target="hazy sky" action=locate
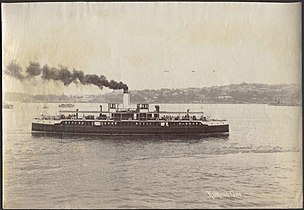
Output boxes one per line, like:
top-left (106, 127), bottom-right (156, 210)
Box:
top-left (2, 2), bottom-right (301, 95)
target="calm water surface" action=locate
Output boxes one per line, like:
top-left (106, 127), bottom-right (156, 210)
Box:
top-left (3, 103), bottom-right (302, 208)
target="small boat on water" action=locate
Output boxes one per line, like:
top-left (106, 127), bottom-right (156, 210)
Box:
top-left (58, 103), bottom-right (75, 108)
top-left (32, 90), bottom-right (229, 136)
top-left (3, 102), bottom-right (14, 109)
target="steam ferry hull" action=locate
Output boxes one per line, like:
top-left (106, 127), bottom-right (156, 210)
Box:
top-left (32, 122), bottom-right (229, 136)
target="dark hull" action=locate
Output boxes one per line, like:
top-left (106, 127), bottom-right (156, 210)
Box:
top-left (32, 123), bottom-right (229, 136)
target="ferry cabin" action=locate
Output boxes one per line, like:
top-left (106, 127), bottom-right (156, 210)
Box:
top-left (57, 103), bottom-right (205, 122)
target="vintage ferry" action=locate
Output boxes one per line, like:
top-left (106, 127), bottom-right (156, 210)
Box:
top-left (32, 90), bottom-right (229, 135)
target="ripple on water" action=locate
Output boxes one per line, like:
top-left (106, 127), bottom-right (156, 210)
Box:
top-left (3, 104), bottom-right (302, 208)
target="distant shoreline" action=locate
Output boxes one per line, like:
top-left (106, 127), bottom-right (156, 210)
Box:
top-left (4, 83), bottom-right (301, 106)
top-left (5, 101), bottom-right (301, 107)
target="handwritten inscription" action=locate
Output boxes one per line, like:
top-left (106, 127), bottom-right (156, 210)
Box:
top-left (206, 191), bottom-right (242, 199)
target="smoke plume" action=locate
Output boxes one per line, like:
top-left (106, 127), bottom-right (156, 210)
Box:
top-left (4, 61), bottom-right (128, 91)
top-left (4, 61), bottom-right (25, 81)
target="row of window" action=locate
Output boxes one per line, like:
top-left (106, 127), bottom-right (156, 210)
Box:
top-left (62, 121), bottom-right (94, 126)
top-left (97, 122), bottom-right (160, 126)
top-left (61, 121), bottom-right (203, 126)
top-left (171, 122), bottom-right (202, 126)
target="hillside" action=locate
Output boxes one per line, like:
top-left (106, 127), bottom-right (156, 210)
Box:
top-left (3, 83), bottom-right (301, 105)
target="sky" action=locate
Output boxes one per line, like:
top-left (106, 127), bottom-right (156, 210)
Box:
top-left (2, 2), bottom-right (301, 95)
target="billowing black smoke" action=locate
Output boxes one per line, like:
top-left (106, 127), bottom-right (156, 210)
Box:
top-left (4, 61), bottom-right (25, 81)
top-left (26, 61), bottom-right (42, 77)
top-left (5, 61), bottom-right (128, 91)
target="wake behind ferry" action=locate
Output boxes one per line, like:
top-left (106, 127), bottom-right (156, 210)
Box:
top-left (32, 90), bottom-right (229, 135)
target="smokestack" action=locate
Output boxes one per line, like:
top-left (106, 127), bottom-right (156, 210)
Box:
top-left (123, 90), bottom-right (130, 108)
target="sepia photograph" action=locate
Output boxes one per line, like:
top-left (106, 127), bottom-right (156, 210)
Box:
top-left (2, 1), bottom-right (302, 209)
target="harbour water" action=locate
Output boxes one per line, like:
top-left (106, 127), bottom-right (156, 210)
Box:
top-left (3, 103), bottom-right (302, 208)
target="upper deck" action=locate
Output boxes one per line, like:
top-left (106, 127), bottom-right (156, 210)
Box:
top-left (34, 98), bottom-right (227, 127)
